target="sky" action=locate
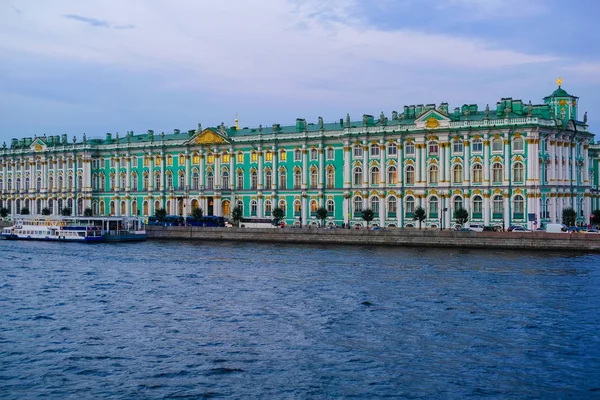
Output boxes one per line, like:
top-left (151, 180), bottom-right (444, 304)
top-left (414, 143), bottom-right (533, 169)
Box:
top-left (1, 0), bottom-right (599, 144)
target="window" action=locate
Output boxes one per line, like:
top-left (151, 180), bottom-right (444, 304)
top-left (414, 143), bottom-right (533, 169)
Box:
top-left (207, 154), bottom-right (215, 164)
top-left (452, 164), bottom-right (463, 184)
top-left (310, 199), bottom-right (318, 213)
top-left (179, 155), bottom-right (185, 165)
top-left (166, 173), bottom-right (173, 190)
top-left (370, 145), bottom-right (380, 157)
top-left (189, 171), bottom-right (196, 190)
top-left (207, 172), bottom-right (214, 190)
top-left (388, 196), bottom-right (397, 214)
top-left (473, 196), bottom-right (483, 215)
top-left (193, 154), bottom-right (200, 164)
top-left (353, 167), bottom-right (363, 186)
top-left (493, 195), bottom-right (503, 215)
top-left (294, 200), bottom-right (301, 215)
top-left (250, 170), bottom-right (257, 190)
top-left (513, 137), bottom-right (524, 152)
top-left (371, 197), bottom-right (380, 214)
top-left (25, 177), bottom-right (30, 191)
top-left (222, 171), bottom-right (229, 190)
top-left (310, 168), bottom-right (318, 188)
top-left (580, 198), bottom-right (585, 217)
top-left (279, 168), bottom-right (287, 189)
top-left (310, 148), bottom-right (318, 161)
top-left (428, 165), bottom-right (439, 184)
top-left (492, 138), bottom-right (503, 152)
top-left (143, 173), bottom-right (149, 190)
top-left (492, 163), bottom-right (503, 183)
top-left (250, 200), bottom-right (257, 216)
top-left (405, 196), bottom-right (415, 214)
top-left (513, 195), bottom-right (524, 218)
top-left (472, 139), bottom-right (483, 153)
top-left (167, 155), bottom-right (173, 166)
top-left (178, 171), bottom-right (185, 189)
top-left (237, 170), bottom-right (244, 190)
top-left (405, 165), bottom-right (415, 185)
top-left (265, 200), bottom-right (272, 214)
top-left (294, 169), bottom-right (302, 189)
top-left (428, 141), bottom-right (438, 156)
top-left (265, 170), bottom-right (272, 188)
top-left (326, 167), bottom-right (335, 189)
top-left (387, 166), bottom-right (397, 185)
top-left (279, 200), bottom-right (286, 214)
top-left (353, 145), bottom-right (363, 158)
top-left (405, 142), bottom-right (415, 155)
top-left (155, 173), bottom-right (160, 189)
top-left (429, 196), bottom-right (438, 215)
top-left (353, 196), bottom-right (363, 213)
top-left (326, 147), bottom-right (334, 159)
top-left (453, 140), bottom-right (463, 154)
top-left (36, 177), bottom-right (42, 191)
top-left (387, 143), bottom-right (397, 156)
top-left (513, 162), bottom-right (524, 183)
top-left (327, 199), bottom-right (335, 213)
top-left (294, 149), bottom-right (302, 161)
top-left (237, 153), bottom-right (244, 163)
top-left (223, 153), bottom-right (230, 163)
top-left (370, 167), bottom-right (380, 185)
top-left (251, 152), bottom-right (257, 162)
top-left (132, 173), bottom-right (138, 191)
top-left (280, 150), bottom-right (286, 161)
top-left (472, 164), bottom-right (483, 183)
top-left (265, 151), bottom-right (273, 161)
top-left (453, 196), bottom-right (463, 212)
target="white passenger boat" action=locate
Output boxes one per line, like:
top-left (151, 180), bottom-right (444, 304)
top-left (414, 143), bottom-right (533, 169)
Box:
top-left (0, 216), bottom-right (146, 242)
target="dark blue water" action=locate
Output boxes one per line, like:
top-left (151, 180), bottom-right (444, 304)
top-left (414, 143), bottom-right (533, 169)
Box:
top-left (1, 240), bottom-right (599, 399)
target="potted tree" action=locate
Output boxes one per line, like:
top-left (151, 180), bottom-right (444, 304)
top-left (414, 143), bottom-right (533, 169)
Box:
top-left (453, 207), bottom-right (469, 229)
top-left (361, 208), bottom-right (374, 228)
top-left (231, 206), bottom-right (243, 227)
top-left (316, 207), bottom-right (328, 227)
top-left (272, 207), bottom-right (285, 227)
top-left (413, 206), bottom-right (426, 230)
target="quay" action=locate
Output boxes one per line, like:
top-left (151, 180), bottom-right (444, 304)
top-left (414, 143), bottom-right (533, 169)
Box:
top-left (147, 226), bottom-right (600, 252)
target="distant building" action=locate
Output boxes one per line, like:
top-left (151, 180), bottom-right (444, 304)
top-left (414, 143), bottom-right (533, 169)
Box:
top-left (1, 80), bottom-right (598, 228)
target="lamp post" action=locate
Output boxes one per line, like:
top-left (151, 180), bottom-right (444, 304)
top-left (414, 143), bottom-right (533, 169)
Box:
top-left (440, 207), bottom-right (448, 230)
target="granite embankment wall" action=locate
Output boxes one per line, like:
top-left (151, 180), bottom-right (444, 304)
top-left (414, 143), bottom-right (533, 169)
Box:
top-left (147, 226), bottom-right (600, 252)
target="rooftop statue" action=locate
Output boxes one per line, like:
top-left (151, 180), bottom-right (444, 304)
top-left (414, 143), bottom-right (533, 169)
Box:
top-left (484, 104), bottom-right (490, 119)
top-left (318, 116), bottom-right (324, 130)
top-left (528, 101), bottom-right (533, 117)
top-left (583, 111), bottom-right (588, 124)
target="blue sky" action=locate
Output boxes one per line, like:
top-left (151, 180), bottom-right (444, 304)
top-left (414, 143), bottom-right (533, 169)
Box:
top-left (0, 0), bottom-right (599, 143)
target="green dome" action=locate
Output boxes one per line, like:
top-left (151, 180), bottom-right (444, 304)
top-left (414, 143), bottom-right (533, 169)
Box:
top-left (550, 86), bottom-right (570, 97)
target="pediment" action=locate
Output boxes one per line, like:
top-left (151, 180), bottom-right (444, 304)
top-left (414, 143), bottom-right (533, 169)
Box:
top-left (187, 128), bottom-right (230, 145)
top-left (30, 138), bottom-right (47, 152)
top-left (415, 110), bottom-right (451, 129)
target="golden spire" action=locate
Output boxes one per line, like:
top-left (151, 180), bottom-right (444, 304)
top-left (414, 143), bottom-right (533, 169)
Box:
top-left (556, 77), bottom-right (563, 87)
top-left (235, 113), bottom-right (240, 130)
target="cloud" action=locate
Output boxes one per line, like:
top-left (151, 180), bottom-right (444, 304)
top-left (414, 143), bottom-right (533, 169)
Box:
top-left (63, 13), bottom-right (134, 29)
top-left (437, 0), bottom-right (548, 19)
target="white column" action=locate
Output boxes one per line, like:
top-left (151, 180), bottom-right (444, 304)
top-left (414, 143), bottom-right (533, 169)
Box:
top-left (504, 139), bottom-right (510, 182)
top-left (379, 142), bottom-right (385, 186)
top-left (185, 151), bottom-right (191, 189)
top-left (464, 141), bottom-right (471, 183)
top-left (272, 147), bottom-right (278, 191)
top-left (379, 194), bottom-right (385, 227)
top-left (258, 147), bottom-right (263, 190)
top-left (439, 142), bottom-right (446, 183)
top-left (483, 137), bottom-right (490, 184)
top-left (571, 143), bottom-right (577, 184)
top-left (302, 146), bottom-right (308, 189)
top-left (343, 142), bottom-right (351, 189)
top-left (362, 142), bottom-right (368, 188)
top-left (483, 195), bottom-right (490, 226)
top-left (503, 194), bottom-right (509, 230)
top-left (126, 156), bottom-right (131, 191)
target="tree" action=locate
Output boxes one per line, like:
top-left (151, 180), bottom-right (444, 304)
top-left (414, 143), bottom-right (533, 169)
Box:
top-left (0, 207), bottom-right (9, 218)
top-left (562, 207), bottom-right (577, 227)
top-left (83, 207), bottom-right (93, 217)
top-left (231, 206), bottom-right (243, 227)
top-left (191, 207), bottom-right (203, 220)
top-left (41, 207), bottom-right (52, 216)
top-left (272, 207), bottom-right (285, 225)
top-left (361, 208), bottom-right (375, 227)
top-left (316, 207), bottom-right (328, 227)
top-left (413, 206), bottom-right (427, 229)
top-left (20, 207), bottom-right (30, 215)
top-left (453, 207), bottom-right (469, 226)
top-left (61, 207), bottom-right (71, 216)
top-left (591, 209), bottom-right (600, 225)
top-left (155, 208), bottom-right (167, 222)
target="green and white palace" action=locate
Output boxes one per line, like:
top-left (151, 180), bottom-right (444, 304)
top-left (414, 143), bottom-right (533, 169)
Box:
top-left (1, 80), bottom-right (599, 228)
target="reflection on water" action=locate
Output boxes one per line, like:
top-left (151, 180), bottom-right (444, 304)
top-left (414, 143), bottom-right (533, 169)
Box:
top-left (1, 240), bottom-right (599, 399)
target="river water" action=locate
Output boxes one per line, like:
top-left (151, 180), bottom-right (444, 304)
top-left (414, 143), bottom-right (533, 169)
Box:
top-left (1, 240), bottom-right (599, 399)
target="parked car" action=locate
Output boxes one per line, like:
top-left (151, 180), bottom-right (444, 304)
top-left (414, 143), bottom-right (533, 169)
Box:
top-left (584, 229), bottom-right (600, 234)
top-left (506, 225), bottom-right (520, 232)
top-left (466, 223), bottom-right (484, 232)
top-left (545, 223), bottom-right (569, 233)
top-left (511, 226), bottom-right (531, 233)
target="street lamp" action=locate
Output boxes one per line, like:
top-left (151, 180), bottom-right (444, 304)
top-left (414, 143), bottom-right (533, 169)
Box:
top-left (440, 207), bottom-right (448, 230)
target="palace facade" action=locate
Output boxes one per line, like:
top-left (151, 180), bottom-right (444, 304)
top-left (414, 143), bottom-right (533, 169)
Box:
top-left (1, 81), bottom-right (599, 228)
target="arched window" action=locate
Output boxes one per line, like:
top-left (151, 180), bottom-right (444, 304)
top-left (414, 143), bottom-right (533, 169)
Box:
top-left (405, 165), bottom-right (415, 185)
top-left (452, 164), bottom-right (463, 184)
top-left (353, 145), bottom-right (363, 157)
top-left (192, 172), bottom-right (199, 190)
top-left (472, 164), bottom-right (483, 183)
top-left (579, 197), bottom-right (585, 217)
top-left (178, 171), bottom-right (185, 189)
top-left (264, 200), bottom-right (272, 214)
top-left (310, 167), bottom-right (318, 188)
top-left (279, 200), bottom-right (286, 213)
top-left (492, 138), bottom-right (503, 152)
top-left (279, 168), bottom-right (287, 189)
top-left (132, 200), bottom-right (138, 216)
top-left (353, 196), bottom-right (363, 213)
top-left (310, 148), bottom-right (318, 160)
top-left (370, 166), bottom-right (380, 185)
top-left (492, 163), bottom-right (503, 183)
top-left (222, 170), bottom-right (229, 190)
top-left (250, 170), bottom-right (258, 190)
top-left (513, 137), bottom-right (524, 152)
top-left (131, 172), bottom-right (138, 191)
top-left (326, 199), bottom-right (334, 213)
top-left (16, 177), bottom-right (21, 191)
top-left (327, 147), bottom-right (335, 159)
top-left (387, 196), bottom-right (397, 215)
top-left (143, 201), bottom-right (149, 216)
top-left (237, 170), bottom-right (244, 190)
top-left (429, 196), bottom-right (438, 215)
top-left (166, 154), bottom-right (173, 166)
top-left (453, 196), bottom-right (463, 212)
top-left (294, 200), bottom-right (301, 215)
top-left (36, 176), bottom-right (42, 191)
top-left (7, 178), bottom-right (11, 191)
top-left (207, 171), bottom-right (214, 190)
top-left (386, 166), bottom-right (397, 185)
top-left (24, 177), bottom-right (30, 191)
top-left (294, 169), bottom-right (302, 189)
top-left (265, 150), bottom-right (273, 162)
top-left (265, 169), bottom-right (272, 189)
top-left (310, 199), bottom-right (318, 213)
top-left (405, 196), bottom-right (415, 215)
top-left (353, 167), bottom-right (363, 185)
top-left (166, 172), bottom-right (173, 189)
top-left (326, 167), bottom-right (335, 189)
top-left (493, 195), bottom-right (504, 217)
top-left (237, 200), bottom-right (244, 213)
top-left (250, 200), bottom-right (257, 216)
top-left (513, 195), bottom-right (524, 218)
top-left (77, 175), bottom-right (83, 190)
top-left (387, 142), bottom-right (397, 156)
top-left (294, 149), bottom-right (302, 161)
top-left (428, 165), bottom-right (439, 184)
top-left (512, 162), bottom-right (524, 183)
top-left (370, 144), bottom-right (380, 157)
top-left (428, 141), bottom-right (439, 155)
top-left (370, 196), bottom-right (379, 214)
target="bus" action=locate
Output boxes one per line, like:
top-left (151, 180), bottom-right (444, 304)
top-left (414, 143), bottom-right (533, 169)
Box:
top-left (240, 217), bottom-right (278, 228)
top-left (186, 216), bottom-right (225, 227)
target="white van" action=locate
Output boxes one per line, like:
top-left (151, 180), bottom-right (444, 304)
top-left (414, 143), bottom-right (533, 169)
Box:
top-left (466, 223), bottom-right (484, 232)
top-left (545, 223), bottom-right (568, 233)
